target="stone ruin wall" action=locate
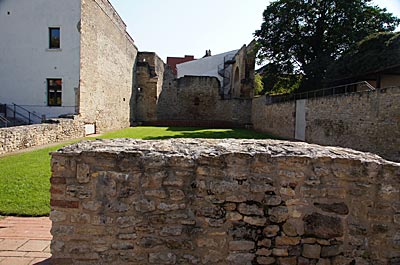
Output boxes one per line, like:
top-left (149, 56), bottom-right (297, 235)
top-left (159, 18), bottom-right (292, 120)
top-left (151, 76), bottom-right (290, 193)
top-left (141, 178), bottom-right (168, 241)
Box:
top-left (0, 118), bottom-right (84, 155)
top-left (157, 76), bottom-right (253, 127)
top-left (135, 49), bottom-right (254, 128)
top-left (252, 87), bottom-right (400, 162)
top-left (50, 138), bottom-right (400, 265)
top-left (135, 52), bottom-right (166, 122)
top-left (78, 0), bottom-right (138, 133)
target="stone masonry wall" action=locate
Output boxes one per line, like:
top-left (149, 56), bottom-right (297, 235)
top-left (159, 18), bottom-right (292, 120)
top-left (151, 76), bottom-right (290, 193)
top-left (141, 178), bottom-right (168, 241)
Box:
top-left (135, 52), bottom-right (166, 122)
top-left (157, 76), bottom-right (252, 126)
top-left (252, 96), bottom-right (295, 139)
top-left (50, 139), bottom-right (400, 265)
top-left (0, 118), bottom-right (84, 155)
top-left (252, 87), bottom-right (400, 162)
top-left (79, 0), bottom-right (138, 133)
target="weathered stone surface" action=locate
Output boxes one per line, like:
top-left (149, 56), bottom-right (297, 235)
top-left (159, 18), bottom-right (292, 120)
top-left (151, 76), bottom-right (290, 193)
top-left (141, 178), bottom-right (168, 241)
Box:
top-left (257, 256), bottom-right (276, 265)
top-left (269, 206), bottom-right (289, 223)
top-left (238, 203), bottom-right (264, 216)
top-left (321, 245), bottom-right (342, 257)
top-left (283, 221), bottom-right (298, 236)
top-left (252, 86), bottom-right (400, 162)
top-left (227, 253), bottom-right (255, 265)
top-left (273, 248), bottom-right (289, 257)
top-left (50, 138), bottom-right (400, 264)
top-left (264, 195), bottom-right (282, 206)
top-left (304, 213), bottom-right (343, 239)
top-left (316, 258), bottom-right (331, 265)
top-left (79, 0), bottom-right (137, 133)
top-left (302, 244), bottom-right (322, 259)
top-left (229, 240), bottom-right (255, 251)
top-left (50, 210), bottom-right (67, 222)
top-left (149, 252), bottom-right (176, 264)
top-left (263, 225), bottom-right (280, 237)
top-left (276, 236), bottom-right (301, 246)
top-left (279, 256), bottom-right (298, 265)
top-left (0, 118), bottom-right (85, 155)
top-left (243, 216), bottom-right (267, 226)
top-left (314, 202), bottom-right (349, 215)
top-left (256, 248), bottom-right (272, 256)
top-left (258, 239), bottom-right (272, 248)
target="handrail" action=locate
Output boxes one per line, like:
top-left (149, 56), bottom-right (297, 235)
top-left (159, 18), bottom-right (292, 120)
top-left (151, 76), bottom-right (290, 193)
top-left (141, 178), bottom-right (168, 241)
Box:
top-left (265, 81), bottom-right (376, 105)
top-left (0, 115), bottom-right (9, 127)
top-left (11, 103), bottom-right (43, 121)
top-left (2, 103), bottom-right (44, 125)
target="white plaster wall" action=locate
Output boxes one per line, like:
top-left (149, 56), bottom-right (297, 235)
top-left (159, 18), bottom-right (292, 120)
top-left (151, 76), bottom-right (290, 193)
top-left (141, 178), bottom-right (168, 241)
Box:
top-left (177, 50), bottom-right (238, 85)
top-left (0, 0), bottom-right (81, 119)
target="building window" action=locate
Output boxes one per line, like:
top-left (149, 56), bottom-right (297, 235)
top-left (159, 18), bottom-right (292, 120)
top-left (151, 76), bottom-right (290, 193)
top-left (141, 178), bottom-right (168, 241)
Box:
top-left (47, 79), bottom-right (62, 106)
top-left (49, 27), bottom-right (60, 49)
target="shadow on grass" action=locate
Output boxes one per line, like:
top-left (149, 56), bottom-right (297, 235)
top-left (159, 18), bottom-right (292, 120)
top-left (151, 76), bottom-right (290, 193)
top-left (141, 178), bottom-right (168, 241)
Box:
top-left (143, 127), bottom-right (280, 140)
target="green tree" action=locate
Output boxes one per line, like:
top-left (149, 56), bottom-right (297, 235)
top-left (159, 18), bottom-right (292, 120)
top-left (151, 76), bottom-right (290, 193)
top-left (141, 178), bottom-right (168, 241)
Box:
top-left (259, 63), bottom-right (302, 95)
top-left (326, 32), bottom-right (400, 83)
top-left (255, 0), bottom-right (400, 91)
top-left (254, 73), bottom-right (264, 95)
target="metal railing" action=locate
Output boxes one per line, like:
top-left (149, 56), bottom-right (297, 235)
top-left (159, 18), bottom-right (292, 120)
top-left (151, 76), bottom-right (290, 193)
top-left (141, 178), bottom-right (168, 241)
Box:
top-left (0, 114), bottom-right (9, 127)
top-left (265, 81), bottom-right (376, 105)
top-left (0, 103), bottom-right (45, 126)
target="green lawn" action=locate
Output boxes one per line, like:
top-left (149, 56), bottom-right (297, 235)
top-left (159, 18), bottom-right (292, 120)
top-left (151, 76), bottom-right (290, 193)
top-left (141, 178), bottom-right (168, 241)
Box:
top-left (0, 126), bottom-right (275, 216)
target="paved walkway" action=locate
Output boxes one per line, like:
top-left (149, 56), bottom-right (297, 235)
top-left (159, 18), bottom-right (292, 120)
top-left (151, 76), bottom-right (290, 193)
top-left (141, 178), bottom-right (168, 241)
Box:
top-left (0, 217), bottom-right (51, 265)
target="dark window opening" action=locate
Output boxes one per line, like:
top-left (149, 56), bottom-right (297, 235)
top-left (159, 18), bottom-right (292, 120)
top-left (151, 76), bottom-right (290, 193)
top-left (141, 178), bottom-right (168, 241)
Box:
top-left (47, 79), bottom-right (62, 106)
top-left (49, 27), bottom-right (60, 49)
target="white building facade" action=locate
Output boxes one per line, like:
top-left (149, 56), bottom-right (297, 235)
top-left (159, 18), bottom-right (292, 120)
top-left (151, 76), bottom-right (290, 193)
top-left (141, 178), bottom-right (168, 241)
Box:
top-left (0, 0), bottom-right (81, 119)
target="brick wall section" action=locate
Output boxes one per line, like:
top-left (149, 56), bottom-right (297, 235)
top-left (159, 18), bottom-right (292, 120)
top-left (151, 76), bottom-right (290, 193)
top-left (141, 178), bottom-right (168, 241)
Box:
top-left (252, 87), bottom-right (400, 162)
top-left (78, 0), bottom-right (138, 133)
top-left (50, 138), bottom-right (400, 264)
top-left (0, 118), bottom-right (84, 155)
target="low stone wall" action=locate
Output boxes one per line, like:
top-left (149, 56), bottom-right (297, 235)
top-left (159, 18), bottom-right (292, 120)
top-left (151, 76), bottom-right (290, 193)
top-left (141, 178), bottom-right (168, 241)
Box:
top-left (0, 118), bottom-right (84, 155)
top-left (50, 139), bottom-right (400, 265)
top-left (252, 87), bottom-right (400, 162)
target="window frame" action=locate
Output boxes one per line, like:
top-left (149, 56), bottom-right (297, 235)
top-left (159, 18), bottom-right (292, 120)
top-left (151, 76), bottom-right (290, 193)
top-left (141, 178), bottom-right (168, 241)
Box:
top-left (47, 79), bottom-right (62, 107)
top-left (49, 27), bottom-right (60, 49)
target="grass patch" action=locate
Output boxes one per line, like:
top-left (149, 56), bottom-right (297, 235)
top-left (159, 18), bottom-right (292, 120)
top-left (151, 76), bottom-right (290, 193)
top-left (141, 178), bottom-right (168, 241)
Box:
top-left (0, 126), bottom-right (275, 216)
top-left (99, 126), bottom-right (276, 140)
top-left (0, 143), bottom-right (69, 216)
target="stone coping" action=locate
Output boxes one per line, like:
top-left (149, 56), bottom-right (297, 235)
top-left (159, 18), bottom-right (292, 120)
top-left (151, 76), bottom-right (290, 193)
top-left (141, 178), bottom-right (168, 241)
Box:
top-left (53, 138), bottom-right (396, 165)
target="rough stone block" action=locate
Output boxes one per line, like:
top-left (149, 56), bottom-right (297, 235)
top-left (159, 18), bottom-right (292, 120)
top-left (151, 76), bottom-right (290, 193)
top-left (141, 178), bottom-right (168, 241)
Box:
top-left (302, 244), bottom-right (321, 259)
top-left (229, 240), bottom-right (255, 251)
top-left (269, 206), bottom-right (289, 223)
top-left (304, 213), bottom-right (343, 239)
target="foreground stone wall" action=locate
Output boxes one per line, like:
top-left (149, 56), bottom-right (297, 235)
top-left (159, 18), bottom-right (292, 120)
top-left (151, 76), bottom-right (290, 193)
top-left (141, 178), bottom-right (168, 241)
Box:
top-left (79, 0), bottom-right (138, 133)
top-left (0, 118), bottom-right (84, 155)
top-left (50, 139), bottom-right (400, 265)
top-left (252, 87), bottom-right (400, 162)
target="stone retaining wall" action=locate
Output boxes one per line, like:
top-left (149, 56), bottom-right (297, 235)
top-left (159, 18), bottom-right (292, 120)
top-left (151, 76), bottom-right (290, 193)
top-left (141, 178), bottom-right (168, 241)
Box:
top-left (50, 139), bottom-right (400, 264)
top-left (252, 86), bottom-right (400, 162)
top-left (0, 118), bottom-right (84, 155)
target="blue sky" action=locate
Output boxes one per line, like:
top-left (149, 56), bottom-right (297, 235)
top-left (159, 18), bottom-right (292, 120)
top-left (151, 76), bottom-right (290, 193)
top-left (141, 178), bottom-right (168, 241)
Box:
top-left (109, 0), bottom-right (400, 62)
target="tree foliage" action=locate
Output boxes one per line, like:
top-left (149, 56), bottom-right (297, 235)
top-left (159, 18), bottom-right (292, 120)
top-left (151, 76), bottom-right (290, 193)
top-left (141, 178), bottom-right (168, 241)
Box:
top-left (254, 73), bottom-right (264, 95)
top-left (326, 32), bottom-right (400, 82)
top-left (255, 0), bottom-right (400, 91)
top-left (259, 64), bottom-right (302, 95)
